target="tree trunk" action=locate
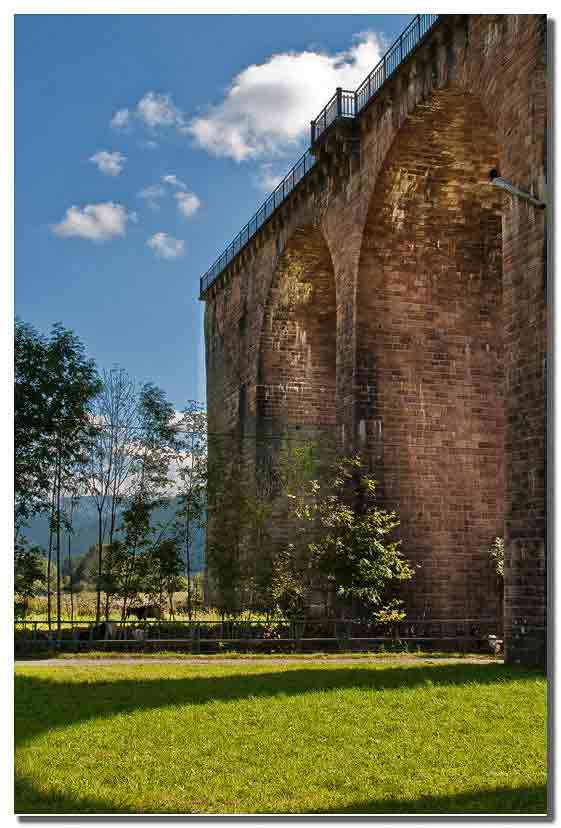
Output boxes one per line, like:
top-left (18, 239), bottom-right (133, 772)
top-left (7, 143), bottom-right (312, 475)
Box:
top-left (46, 479), bottom-right (56, 632)
top-left (67, 532), bottom-right (74, 624)
top-left (55, 443), bottom-right (62, 635)
top-left (95, 508), bottom-right (103, 624)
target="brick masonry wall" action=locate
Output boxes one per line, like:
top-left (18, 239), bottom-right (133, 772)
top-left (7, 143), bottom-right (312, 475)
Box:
top-left (203, 14), bottom-right (547, 665)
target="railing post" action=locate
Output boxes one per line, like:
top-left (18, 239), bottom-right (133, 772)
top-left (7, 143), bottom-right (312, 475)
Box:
top-left (417, 14), bottom-right (421, 43)
top-left (310, 119), bottom-right (315, 145)
top-left (336, 87), bottom-right (342, 118)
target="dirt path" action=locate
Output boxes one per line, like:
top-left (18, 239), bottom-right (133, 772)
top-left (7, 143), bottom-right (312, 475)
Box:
top-left (15, 655), bottom-right (501, 667)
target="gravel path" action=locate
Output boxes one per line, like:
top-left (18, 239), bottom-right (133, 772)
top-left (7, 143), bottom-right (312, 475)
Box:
top-left (15, 655), bottom-right (500, 667)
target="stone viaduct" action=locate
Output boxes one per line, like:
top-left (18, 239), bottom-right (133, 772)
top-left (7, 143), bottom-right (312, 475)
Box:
top-left (200, 14), bottom-right (547, 666)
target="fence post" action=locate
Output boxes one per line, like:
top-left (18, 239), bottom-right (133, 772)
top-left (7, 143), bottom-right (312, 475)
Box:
top-left (417, 15), bottom-right (421, 43)
top-left (310, 120), bottom-right (315, 145)
top-left (336, 87), bottom-right (342, 119)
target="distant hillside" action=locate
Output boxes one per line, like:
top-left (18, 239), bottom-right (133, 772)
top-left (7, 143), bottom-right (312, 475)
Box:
top-left (20, 496), bottom-right (205, 573)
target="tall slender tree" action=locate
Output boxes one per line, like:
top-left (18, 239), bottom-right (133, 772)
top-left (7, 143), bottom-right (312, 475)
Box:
top-left (117, 383), bottom-right (177, 618)
top-left (85, 368), bottom-right (139, 623)
top-left (15, 320), bottom-right (100, 630)
top-left (44, 324), bottom-right (101, 632)
top-left (172, 402), bottom-right (207, 619)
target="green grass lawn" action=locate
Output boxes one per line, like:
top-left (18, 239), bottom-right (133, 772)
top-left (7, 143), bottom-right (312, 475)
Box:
top-left (15, 660), bottom-right (547, 815)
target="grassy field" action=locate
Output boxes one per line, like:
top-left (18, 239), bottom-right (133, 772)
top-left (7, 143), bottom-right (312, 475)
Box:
top-left (15, 660), bottom-right (547, 815)
top-left (20, 591), bottom-right (230, 623)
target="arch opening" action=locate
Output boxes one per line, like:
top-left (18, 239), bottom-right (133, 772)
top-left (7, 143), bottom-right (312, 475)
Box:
top-left (257, 225), bottom-right (337, 442)
top-left (356, 89), bottom-right (505, 622)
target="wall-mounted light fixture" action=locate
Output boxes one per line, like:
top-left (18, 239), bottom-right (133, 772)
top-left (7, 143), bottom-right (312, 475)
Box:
top-left (489, 169), bottom-right (546, 210)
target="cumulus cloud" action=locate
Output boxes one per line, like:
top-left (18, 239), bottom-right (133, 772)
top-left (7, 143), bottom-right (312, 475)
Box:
top-left (89, 150), bottom-right (127, 176)
top-left (187, 31), bottom-right (384, 161)
top-left (111, 93), bottom-right (184, 133)
top-left (175, 191), bottom-right (201, 218)
top-left (146, 232), bottom-right (185, 259)
top-left (254, 163), bottom-right (285, 192)
top-left (162, 174), bottom-right (187, 189)
top-left (137, 183), bottom-right (166, 209)
top-left (137, 175), bottom-right (199, 215)
top-left (137, 92), bottom-right (183, 128)
top-left (51, 202), bottom-right (132, 241)
top-left (111, 108), bottom-right (130, 129)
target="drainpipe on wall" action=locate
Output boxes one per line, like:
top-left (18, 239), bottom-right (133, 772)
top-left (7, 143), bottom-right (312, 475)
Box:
top-left (489, 168), bottom-right (546, 210)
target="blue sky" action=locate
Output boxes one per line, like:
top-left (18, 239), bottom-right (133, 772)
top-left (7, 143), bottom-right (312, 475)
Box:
top-left (15, 13), bottom-right (412, 409)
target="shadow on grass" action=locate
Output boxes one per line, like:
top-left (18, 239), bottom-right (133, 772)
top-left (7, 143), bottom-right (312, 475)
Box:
top-left (15, 663), bottom-right (545, 816)
top-left (15, 775), bottom-right (547, 817)
top-left (15, 663), bottom-right (539, 749)
top-left (311, 784), bottom-right (548, 816)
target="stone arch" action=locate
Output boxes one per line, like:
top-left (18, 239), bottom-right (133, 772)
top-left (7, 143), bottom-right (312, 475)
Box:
top-left (356, 87), bottom-right (505, 621)
top-left (257, 224), bottom-right (338, 440)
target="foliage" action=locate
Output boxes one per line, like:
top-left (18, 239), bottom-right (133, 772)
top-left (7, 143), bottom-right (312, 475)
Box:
top-left (14, 319), bottom-right (52, 526)
top-left (290, 455), bottom-right (413, 616)
top-left (14, 538), bottom-right (46, 618)
top-left (85, 368), bottom-right (140, 621)
top-left (15, 319), bottom-right (101, 631)
top-left (172, 402), bottom-right (208, 618)
top-left (144, 538), bottom-right (186, 616)
top-left (373, 599), bottom-right (407, 639)
top-left (14, 319), bottom-right (101, 529)
top-left (270, 544), bottom-right (307, 618)
top-left (489, 537), bottom-right (505, 579)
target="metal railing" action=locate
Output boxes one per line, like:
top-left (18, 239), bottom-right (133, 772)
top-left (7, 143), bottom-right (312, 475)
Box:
top-left (310, 88), bottom-right (356, 144)
top-left (15, 616), bottom-right (502, 653)
top-left (200, 13), bottom-right (441, 298)
top-left (353, 14), bottom-right (439, 118)
top-left (312, 14), bottom-right (440, 141)
top-left (200, 148), bottom-right (316, 295)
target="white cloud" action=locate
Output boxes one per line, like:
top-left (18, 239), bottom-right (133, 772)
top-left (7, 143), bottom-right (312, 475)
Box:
top-left (137, 92), bottom-right (183, 128)
top-left (162, 174), bottom-right (186, 190)
top-left (51, 202), bottom-right (132, 241)
top-left (146, 232), bottom-right (185, 259)
top-left (175, 191), bottom-right (201, 218)
top-left (254, 163), bottom-right (284, 192)
top-left (89, 150), bottom-right (127, 176)
top-left (111, 108), bottom-right (130, 129)
top-left (188, 32), bottom-right (384, 161)
top-left (137, 175), bottom-right (199, 215)
top-left (137, 183), bottom-right (166, 209)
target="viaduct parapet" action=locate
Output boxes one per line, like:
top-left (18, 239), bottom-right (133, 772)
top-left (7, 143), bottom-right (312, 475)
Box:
top-left (200, 14), bottom-right (547, 666)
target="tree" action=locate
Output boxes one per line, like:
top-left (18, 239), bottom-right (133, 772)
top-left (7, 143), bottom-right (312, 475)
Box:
top-left (85, 368), bottom-right (139, 623)
top-left (144, 538), bottom-right (185, 618)
top-left (290, 455), bottom-right (414, 618)
top-left (15, 320), bottom-right (101, 631)
top-left (45, 324), bottom-right (101, 632)
top-left (15, 319), bottom-right (52, 528)
top-left (270, 544), bottom-right (306, 618)
top-left (115, 382), bottom-right (177, 619)
top-left (15, 537), bottom-right (46, 619)
top-left (489, 537), bottom-right (505, 578)
top-left (173, 402), bottom-right (207, 619)
top-left (489, 536), bottom-right (505, 621)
